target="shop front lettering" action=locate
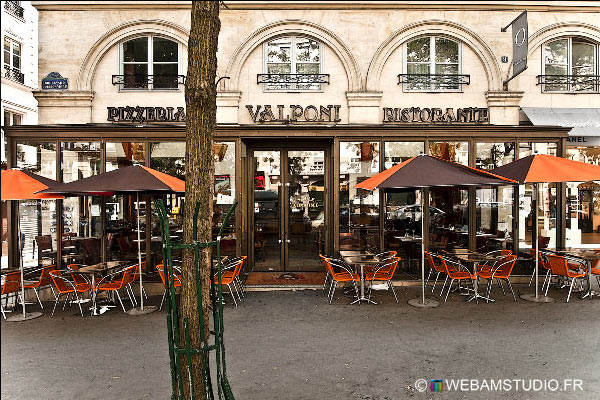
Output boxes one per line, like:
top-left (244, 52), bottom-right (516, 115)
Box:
top-left (246, 105), bottom-right (341, 123)
top-left (107, 106), bottom-right (186, 122)
top-left (382, 107), bottom-right (489, 123)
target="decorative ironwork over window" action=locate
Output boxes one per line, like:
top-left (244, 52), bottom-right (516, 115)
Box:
top-left (536, 75), bottom-right (599, 92)
top-left (112, 74), bottom-right (185, 89)
top-left (398, 74), bottom-right (470, 90)
top-left (257, 73), bottom-right (329, 85)
top-left (3, 65), bottom-right (24, 84)
top-left (4, 1), bottom-right (24, 19)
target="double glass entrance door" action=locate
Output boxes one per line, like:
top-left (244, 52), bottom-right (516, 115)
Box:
top-left (253, 148), bottom-right (327, 272)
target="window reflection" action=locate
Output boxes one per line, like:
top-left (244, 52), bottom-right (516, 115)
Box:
top-left (339, 142), bottom-right (380, 251)
top-left (213, 142), bottom-right (236, 256)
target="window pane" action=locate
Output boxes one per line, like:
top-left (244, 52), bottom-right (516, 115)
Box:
top-left (123, 64), bottom-right (148, 89)
top-left (429, 141), bottom-right (469, 165)
top-left (435, 64), bottom-right (458, 75)
top-left (153, 63), bottom-right (178, 89)
top-left (572, 40), bottom-right (596, 90)
top-left (123, 37), bottom-right (148, 62)
top-left (435, 64), bottom-right (459, 89)
top-left (435, 38), bottom-right (458, 63)
top-left (295, 63), bottom-right (319, 74)
top-left (153, 37), bottom-right (178, 62)
top-left (267, 63), bottom-right (291, 74)
top-left (267, 38), bottom-right (291, 63)
top-left (544, 39), bottom-right (567, 67)
top-left (13, 42), bottom-right (20, 57)
top-left (13, 113), bottom-right (22, 125)
top-left (406, 63), bottom-right (430, 90)
top-left (339, 142), bottom-right (380, 252)
top-left (407, 63), bottom-right (429, 74)
top-left (544, 65), bottom-right (568, 91)
top-left (13, 54), bottom-right (20, 70)
top-left (384, 142), bottom-right (424, 169)
top-left (407, 37), bottom-right (430, 62)
top-left (295, 38), bottom-right (320, 63)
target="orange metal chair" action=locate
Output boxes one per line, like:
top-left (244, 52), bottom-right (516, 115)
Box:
top-left (49, 270), bottom-right (92, 317)
top-left (156, 263), bottom-right (182, 311)
top-left (1, 272), bottom-right (22, 320)
top-left (439, 255), bottom-right (475, 302)
top-left (592, 260), bottom-right (600, 288)
top-left (365, 251), bottom-right (398, 275)
top-left (213, 259), bottom-right (244, 307)
top-left (23, 265), bottom-right (56, 309)
top-left (324, 258), bottom-right (360, 304)
top-left (365, 256), bottom-right (400, 303)
top-left (528, 249), bottom-right (553, 291)
top-left (424, 251), bottom-right (454, 295)
top-left (477, 254), bottom-right (517, 302)
top-left (94, 266), bottom-right (136, 312)
top-left (478, 250), bottom-right (512, 274)
top-left (221, 256), bottom-right (247, 298)
top-left (67, 264), bottom-right (91, 285)
top-left (545, 255), bottom-right (586, 302)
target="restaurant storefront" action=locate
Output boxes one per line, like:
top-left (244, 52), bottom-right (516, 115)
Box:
top-left (1, 1), bottom-right (598, 280)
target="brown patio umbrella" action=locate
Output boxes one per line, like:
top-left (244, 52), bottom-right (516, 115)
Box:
top-left (1, 169), bottom-right (64, 322)
top-left (492, 154), bottom-right (600, 303)
top-left (356, 155), bottom-right (516, 308)
top-left (41, 165), bottom-right (185, 315)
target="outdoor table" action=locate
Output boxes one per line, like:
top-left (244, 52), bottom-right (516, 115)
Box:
top-left (446, 250), bottom-right (501, 303)
top-left (342, 254), bottom-right (379, 304)
top-left (542, 248), bottom-right (600, 300)
top-left (78, 261), bottom-right (129, 315)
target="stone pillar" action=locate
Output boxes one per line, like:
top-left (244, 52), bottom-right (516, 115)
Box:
top-left (216, 91), bottom-right (242, 124)
top-left (33, 91), bottom-right (95, 124)
top-left (485, 91), bottom-right (524, 125)
top-left (346, 91), bottom-right (382, 124)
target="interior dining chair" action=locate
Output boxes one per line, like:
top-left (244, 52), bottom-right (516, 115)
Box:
top-left (365, 256), bottom-right (400, 303)
top-left (23, 264), bottom-right (56, 309)
top-left (477, 254), bottom-right (517, 302)
top-left (545, 254), bottom-right (586, 302)
top-left (324, 258), bottom-right (360, 304)
top-left (1, 272), bottom-right (22, 320)
top-left (156, 263), bottom-right (182, 311)
top-left (49, 270), bottom-right (92, 317)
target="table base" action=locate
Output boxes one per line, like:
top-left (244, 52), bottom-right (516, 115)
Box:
top-left (350, 297), bottom-right (377, 305)
top-left (6, 311), bottom-right (43, 322)
top-left (466, 293), bottom-right (495, 303)
top-left (520, 293), bottom-right (554, 303)
top-left (581, 290), bottom-right (600, 300)
top-left (407, 298), bottom-right (439, 308)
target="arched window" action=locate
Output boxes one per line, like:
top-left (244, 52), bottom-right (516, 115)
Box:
top-left (402, 36), bottom-right (464, 91)
top-left (261, 36), bottom-right (324, 91)
top-left (119, 36), bottom-right (181, 90)
top-left (541, 37), bottom-right (598, 92)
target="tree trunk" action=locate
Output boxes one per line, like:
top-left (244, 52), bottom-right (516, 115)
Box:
top-left (181, 1), bottom-right (220, 399)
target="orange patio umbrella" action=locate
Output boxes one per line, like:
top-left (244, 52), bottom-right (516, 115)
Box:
top-left (1, 169), bottom-right (63, 322)
top-left (492, 154), bottom-right (600, 303)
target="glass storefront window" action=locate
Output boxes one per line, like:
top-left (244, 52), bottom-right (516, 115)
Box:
top-left (429, 141), bottom-right (468, 165)
top-left (518, 142), bottom-right (558, 250)
top-left (61, 142), bottom-right (102, 265)
top-left (475, 142), bottom-right (515, 252)
top-left (213, 142), bottom-right (236, 256)
top-left (339, 142), bottom-right (380, 251)
top-left (566, 146), bottom-right (600, 248)
top-left (105, 142), bottom-right (146, 264)
top-left (16, 142), bottom-right (57, 268)
top-left (383, 142), bottom-right (424, 274)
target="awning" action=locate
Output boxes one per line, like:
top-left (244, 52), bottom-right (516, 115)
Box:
top-left (521, 107), bottom-right (600, 136)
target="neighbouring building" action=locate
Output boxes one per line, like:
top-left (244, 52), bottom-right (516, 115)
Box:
top-left (2, 1), bottom-right (598, 280)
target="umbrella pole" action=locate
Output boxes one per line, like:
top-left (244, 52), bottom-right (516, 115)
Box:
top-left (521, 182), bottom-right (553, 303)
top-left (126, 193), bottom-right (157, 315)
top-left (6, 200), bottom-right (43, 322)
top-left (408, 188), bottom-right (439, 308)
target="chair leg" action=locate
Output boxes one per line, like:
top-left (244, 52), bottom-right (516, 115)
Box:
top-left (322, 272), bottom-right (330, 291)
top-left (389, 280), bottom-right (398, 303)
top-left (62, 293), bottom-right (71, 311)
top-left (432, 272), bottom-right (440, 293)
top-left (506, 279), bottom-right (517, 301)
top-left (159, 289), bottom-right (166, 311)
top-left (566, 277), bottom-right (575, 303)
top-left (75, 292), bottom-right (84, 317)
top-left (486, 279), bottom-right (493, 303)
top-left (445, 279), bottom-right (454, 302)
top-left (1, 298), bottom-right (6, 320)
top-left (425, 268), bottom-right (433, 287)
top-left (236, 277), bottom-right (245, 297)
top-left (33, 288), bottom-right (43, 309)
top-left (440, 275), bottom-right (449, 296)
top-left (528, 266), bottom-right (535, 287)
top-left (232, 280), bottom-right (243, 302)
top-left (116, 290), bottom-right (126, 312)
top-left (328, 280), bottom-right (336, 304)
top-left (227, 284), bottom-right (237, 307)
top-left (497, 278), bottom-right (506, 295)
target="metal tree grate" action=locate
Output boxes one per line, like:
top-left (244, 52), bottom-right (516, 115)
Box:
top-left (156, 199), bottom-right (238, 400)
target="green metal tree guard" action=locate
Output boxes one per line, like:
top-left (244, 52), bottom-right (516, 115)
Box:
top-left (156, 199), bottom-right (237, 400)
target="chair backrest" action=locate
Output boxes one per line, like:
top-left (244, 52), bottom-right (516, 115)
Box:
top-left (156, 264), bottom-right (166, 286)
top-left (546, 255), bottom-right (571, 277)
top-left (529, 249), bottom-right (550, 270)
top-left (373, 257), bottom-right (400, 278)
top-left (324, 259), bottom-right (336, 276)
top-left (1, 272), bottom-right (21, 295)
top-left (438, 256), bottom-right (456, 276)
top-left (117, 235), bottom-right (131, 255)
top-left (49, 270), bottom-right (74, 294)
top-left (38, 265), bottom-right (55, 287)
top-left (67, 263), bottom-right (88, 286)
top-left (424, 251), bottom-right (443, 272)
top-left (118, 266), bottom-right (135, 288)
top-left (495, 254), bottom-right (517, 276)
top-left (35, 235), bottom-right (53, 252)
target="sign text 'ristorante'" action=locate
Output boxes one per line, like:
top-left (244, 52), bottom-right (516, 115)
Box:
top-left (383, 107), bottom-right (489, 123)
top-left (246, 105), bottom-right (341, 123)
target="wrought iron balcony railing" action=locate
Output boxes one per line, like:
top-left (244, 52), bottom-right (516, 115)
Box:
top-left (257, 73), bottom-right (329, 90)
top-left (3, 65), bottom-right (24, 84)
top-left (112, 74), bottom-right (185, 89)
top-left (4, 1), bottom-right (24, 19)
top-left (536, 75), bottom-right (599, 92)
top-left (398, 74), bottom-right (470, 91)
